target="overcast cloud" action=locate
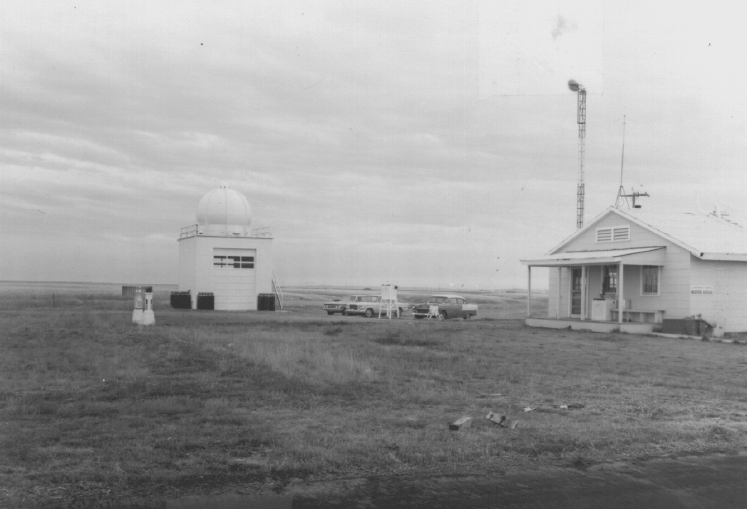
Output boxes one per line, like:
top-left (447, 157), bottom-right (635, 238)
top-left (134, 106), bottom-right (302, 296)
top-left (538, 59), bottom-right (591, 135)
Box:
top-left (2, 1), bottom-right (747, 289)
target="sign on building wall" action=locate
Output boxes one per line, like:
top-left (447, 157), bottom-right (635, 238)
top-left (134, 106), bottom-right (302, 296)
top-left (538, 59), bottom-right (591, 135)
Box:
top-left (690, 285), bottom-right (714, 295)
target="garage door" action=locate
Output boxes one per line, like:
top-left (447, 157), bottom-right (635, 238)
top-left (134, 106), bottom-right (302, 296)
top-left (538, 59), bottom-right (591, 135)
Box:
top-left (212, 248), bottom-right (256, 310)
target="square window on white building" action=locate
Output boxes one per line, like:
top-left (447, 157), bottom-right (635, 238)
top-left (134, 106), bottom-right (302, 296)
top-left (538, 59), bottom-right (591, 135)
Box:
top-left (641, 266), bottom-right (659, 295)
top-left (603, 265), bottom-right (618, 293)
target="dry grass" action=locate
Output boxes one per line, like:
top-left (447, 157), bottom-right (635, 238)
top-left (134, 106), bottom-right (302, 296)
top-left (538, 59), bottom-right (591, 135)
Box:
top-left (1, 284), bottom-right (746, 506)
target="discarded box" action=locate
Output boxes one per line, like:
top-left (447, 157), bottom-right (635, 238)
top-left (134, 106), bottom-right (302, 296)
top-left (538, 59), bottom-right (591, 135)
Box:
top-left (486, 411), bottom-right (506, 425)
top-left (486, 411), bottom-right (518, 429)
top-left (503, 419), bottom-right (519, 429)
top-left (449, 416), bottom-right (472, 431)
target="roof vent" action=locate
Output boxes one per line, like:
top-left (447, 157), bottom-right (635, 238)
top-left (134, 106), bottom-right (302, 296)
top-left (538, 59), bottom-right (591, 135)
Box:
top-left (597, 225), bottom-right (630, 243)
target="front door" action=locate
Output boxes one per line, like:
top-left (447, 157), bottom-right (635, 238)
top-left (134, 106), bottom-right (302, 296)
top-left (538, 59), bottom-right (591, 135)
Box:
top-left (571, 268), bottom-right (582, 316)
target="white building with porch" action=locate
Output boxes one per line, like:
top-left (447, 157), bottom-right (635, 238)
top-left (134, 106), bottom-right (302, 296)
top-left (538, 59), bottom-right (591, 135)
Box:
top-left (521, 207), bottom-right (747, 334)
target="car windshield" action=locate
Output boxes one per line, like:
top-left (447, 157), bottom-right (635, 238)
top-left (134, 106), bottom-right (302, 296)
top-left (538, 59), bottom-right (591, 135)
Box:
top-left (346, 296), bottom-right (357, 302)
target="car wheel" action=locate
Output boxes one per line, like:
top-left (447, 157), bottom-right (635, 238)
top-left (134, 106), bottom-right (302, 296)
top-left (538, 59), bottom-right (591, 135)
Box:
top-left (414, 315), bottom-right (424, 320)
top-left (397, 308), bottom-right (403, 318)
top-left (327, 311), bottom-right (334, 315)
top-left (365, 308), bottom-right (374, 318)
top-left (439, 310), bottom-right (447, 320)
top-left (463, 314), bottom-right (470, 320)
top-left (341, 310), bottom-right (347, 316)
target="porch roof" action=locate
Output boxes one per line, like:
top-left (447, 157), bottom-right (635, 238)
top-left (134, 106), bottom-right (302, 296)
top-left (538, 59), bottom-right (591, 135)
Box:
top-left (521, 246), bottom-right (665, 267)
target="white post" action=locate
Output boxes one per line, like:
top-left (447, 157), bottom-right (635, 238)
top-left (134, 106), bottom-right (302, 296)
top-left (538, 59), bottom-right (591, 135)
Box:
top-left (132, 287), bottom-right (144, 324)
top-left (581, 265), bottom-right (587, 320)
top-left (618, 263), bottom-right (624, 324)
top-left (527, 266), bottom-right (532, 317)
top-left (556, 267), bottom-right (561, 319)
top-left (142, 288), bottom-right (155, 326)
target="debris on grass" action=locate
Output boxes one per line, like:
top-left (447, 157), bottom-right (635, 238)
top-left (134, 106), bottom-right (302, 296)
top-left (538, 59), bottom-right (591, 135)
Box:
top-left (486, 411), bottom-right (505, 425)
top-left (449, 416), bottom-right (472, 431)
top-left (502, 419), bottom-right (519, 429)
top-left (523, 407), bottom-right (534, 412)
top-left (486, 412), bottom-right (519, 429)
top-left (558, 403), bottom-right (585, 410)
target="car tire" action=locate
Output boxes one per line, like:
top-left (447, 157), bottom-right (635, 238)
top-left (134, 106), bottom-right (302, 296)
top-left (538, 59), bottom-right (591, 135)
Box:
top-left (439, 310), bottom-right (447, 320)
top-left (464, 314), bottom-right (470, 320)
top-left (327, 311), bottom-right (334, 315)
top-left (414, 315), bottom-right (424, 320)
top-left (365, 308), bottom-right (374, 318)
top-left (341, 310), bottom-right (347, 316)
top-left (398, 308), bottom-right (403, 318)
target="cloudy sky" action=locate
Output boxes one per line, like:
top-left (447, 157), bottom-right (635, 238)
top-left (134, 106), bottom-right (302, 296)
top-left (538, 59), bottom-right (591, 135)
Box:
top-left (2, 1), bottom-right (747, 289)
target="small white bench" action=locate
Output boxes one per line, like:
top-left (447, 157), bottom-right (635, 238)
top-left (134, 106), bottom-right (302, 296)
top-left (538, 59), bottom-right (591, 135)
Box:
top-left (610, 309), bottom-right (665, 324)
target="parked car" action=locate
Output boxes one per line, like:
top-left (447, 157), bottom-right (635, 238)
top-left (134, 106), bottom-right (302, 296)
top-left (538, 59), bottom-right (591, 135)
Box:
top-left (412, 294), bottom-right (478, 320)
top-left (322, 295), bottom-right (357, 315)
top-left (345, 295), bottom-right (409, 318)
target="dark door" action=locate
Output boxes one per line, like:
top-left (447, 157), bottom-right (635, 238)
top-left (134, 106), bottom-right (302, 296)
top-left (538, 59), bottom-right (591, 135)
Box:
top-left (571, 268), bottom-right (582, 316)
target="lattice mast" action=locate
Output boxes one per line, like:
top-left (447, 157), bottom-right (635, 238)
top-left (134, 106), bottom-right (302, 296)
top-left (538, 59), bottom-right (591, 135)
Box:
top-left (568, 80), bottom-right (587, 229)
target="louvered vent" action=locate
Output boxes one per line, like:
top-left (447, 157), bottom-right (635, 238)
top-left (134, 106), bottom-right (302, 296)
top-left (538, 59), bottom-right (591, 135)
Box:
top-left (596, 228), bottom-right (612, 242)
top-left (596, 225), bottom-right (630, 243)
top-left (612, 226), bottom-right (630, 241)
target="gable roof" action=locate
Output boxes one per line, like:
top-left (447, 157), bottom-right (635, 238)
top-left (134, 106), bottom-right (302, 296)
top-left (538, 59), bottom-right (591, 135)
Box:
top-left (549, 207), bottom-right (747, 261)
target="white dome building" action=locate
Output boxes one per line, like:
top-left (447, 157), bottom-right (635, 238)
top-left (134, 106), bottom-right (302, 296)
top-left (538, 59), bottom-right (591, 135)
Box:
top-left (196, 186), bottom-right (252, 236)
top-left (178, 186), bottom-right (276, 311)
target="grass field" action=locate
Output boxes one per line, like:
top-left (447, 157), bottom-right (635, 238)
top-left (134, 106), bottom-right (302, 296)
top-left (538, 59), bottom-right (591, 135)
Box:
top-left (2, 282), bottom-right (747, 506)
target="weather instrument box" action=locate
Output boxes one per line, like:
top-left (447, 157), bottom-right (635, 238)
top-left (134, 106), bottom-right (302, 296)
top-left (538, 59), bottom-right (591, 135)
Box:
top-left (381, 284), bottom-right (398, 302)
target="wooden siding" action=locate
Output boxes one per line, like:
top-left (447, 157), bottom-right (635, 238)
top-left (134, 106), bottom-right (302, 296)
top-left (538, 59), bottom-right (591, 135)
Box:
top-left (554, 212), bottom-right (673, 253)
top-left (587, 265), bottom-right (603, 299)
top-left (548, 268), bottom-right (558, 317)
top-left (690, 257), bottom-right (747, 332)
top-left (547, 267), bottom-right (570, 318)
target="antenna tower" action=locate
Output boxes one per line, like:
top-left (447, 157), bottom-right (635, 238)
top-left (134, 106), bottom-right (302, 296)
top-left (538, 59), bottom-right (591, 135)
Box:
top-left (568, 80), bottom-right (586, 229)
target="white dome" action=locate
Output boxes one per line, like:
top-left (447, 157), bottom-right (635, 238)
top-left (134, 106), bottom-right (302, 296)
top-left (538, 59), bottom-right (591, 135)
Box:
top-left (196, 186), bottom-right (252, 236)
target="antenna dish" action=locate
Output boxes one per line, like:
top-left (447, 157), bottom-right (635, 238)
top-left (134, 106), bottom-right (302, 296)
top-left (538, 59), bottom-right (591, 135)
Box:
top-left (568, 79), bottom-right (581, 92)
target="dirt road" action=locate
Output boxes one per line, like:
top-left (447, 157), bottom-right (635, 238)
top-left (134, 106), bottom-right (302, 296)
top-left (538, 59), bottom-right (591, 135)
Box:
top-left (288, 451), bottom-right (747, 509)
top-left (60, 450), bottom-right (747, 508)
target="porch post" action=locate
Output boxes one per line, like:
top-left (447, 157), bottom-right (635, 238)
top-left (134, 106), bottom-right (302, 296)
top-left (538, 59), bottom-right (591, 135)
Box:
top-left (556, 267), bottom-right (561, 319)
top-left (618, 262), bottom-right (624, 324)
top-left (526, 266), bottom-right (532, 317)
top-left (581, 265), bottom-right (587, 320)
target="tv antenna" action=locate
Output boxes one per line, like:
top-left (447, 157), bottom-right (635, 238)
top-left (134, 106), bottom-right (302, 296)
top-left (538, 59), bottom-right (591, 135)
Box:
top-left (568, 79), bottom-right (586, 229)
top-left (614, 116), bottom-right (649, 209)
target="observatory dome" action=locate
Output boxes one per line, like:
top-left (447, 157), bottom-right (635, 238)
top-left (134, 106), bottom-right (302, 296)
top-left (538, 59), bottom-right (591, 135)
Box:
top-left (196, 186), bottom-right (252, 236)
